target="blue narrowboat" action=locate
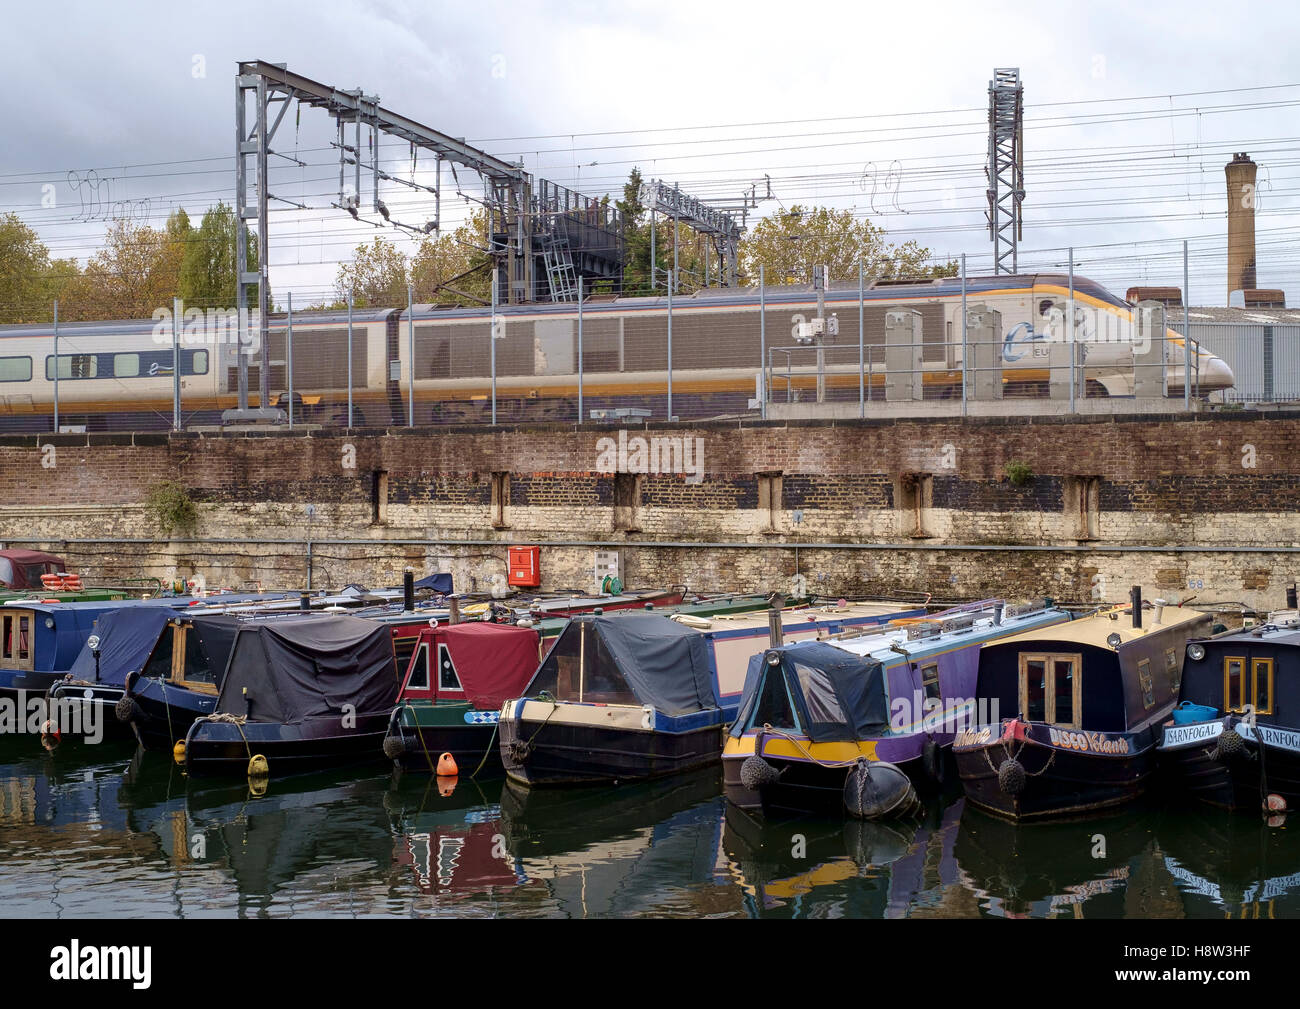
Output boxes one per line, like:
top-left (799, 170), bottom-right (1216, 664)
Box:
top-left (722, 599), bottom-right (1071, 817)
top-left (1157, 614), bottom-right (1300, 815)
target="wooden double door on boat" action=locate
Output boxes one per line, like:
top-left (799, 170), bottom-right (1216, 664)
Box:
top-left (1018, 652), bottom-right (1083, 729)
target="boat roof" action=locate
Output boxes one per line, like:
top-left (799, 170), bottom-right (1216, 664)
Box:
top-left (668, 600), bottom-right (911, 634)
top-left (1201, 619), bottom-right (1300, 649)
top-left (990, 604), bottom-right (1206, 649)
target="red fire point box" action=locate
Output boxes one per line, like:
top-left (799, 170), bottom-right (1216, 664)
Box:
top-left (508, 545), bottom-right (541, 587)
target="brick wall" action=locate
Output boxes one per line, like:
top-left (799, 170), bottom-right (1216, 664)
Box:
top-left (1, 411), bottom-right (1297, 610)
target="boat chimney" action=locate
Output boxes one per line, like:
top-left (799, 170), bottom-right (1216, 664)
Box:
top-left (1153, 598), bottom-right (1165, 625)
top-left (1288, 583), bottom-right (1297, 609)
top-left (768, 607), bottom-right (784, 647)
top-left (993, 602), bottom-right (1004, 625)
top-left (299, 591), bottom-right (311, 611)
top-left (1130, 585), bottom-right (1143, 629)
top-left (403, 569), bottom-right (415, 612)
top-left (449, 594), bottom-right (461, 625)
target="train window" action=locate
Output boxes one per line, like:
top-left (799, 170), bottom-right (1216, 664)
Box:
top-left (113, 353), bottom-right (140, 378)
top-left (0, 356), bottom-right (32, 382)
top-left (45, 354), bottom-right (98, 380)
top-left (188, 350), bottom-right (209, 375)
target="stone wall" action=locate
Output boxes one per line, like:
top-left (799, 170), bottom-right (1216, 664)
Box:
top-left (1, 410), bottom-right (1297, 610)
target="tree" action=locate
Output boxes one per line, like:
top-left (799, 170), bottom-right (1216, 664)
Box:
top-left (179, 202), bottom-right (240, 308)
top-left (409, 210), bottom-right (492, 305)
top-left (335, 235), bottom-right (410, 308)
top-left (0, 214), bottom-right (67, 323)
top-left (739, 205), bottom-right (957, 286)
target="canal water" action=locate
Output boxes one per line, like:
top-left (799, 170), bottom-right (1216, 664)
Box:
top-left (2, 733), bottom-right (1296, 919)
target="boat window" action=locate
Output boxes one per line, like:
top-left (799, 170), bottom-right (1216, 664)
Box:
top-left (1166, 647), bottom-right (1180, 693)
top-left (2, 611), bottom-right (34, 667)
top-left (1022, 657), bottom-right (1046, 721)
top-left (0, 559), bottom-right (12, 587)
top-left (171, 625), bottom-right (218, 692)
top-left (0, 356), bottom-right (32, 382)
top-left (794, 663), bottom-right (846, 724)
top-left (142, 624), bottom-right (175, 679)
top-left (1053, 657), bottom-right (1075, 725)
top-left (1138, 658), bottom-right (1156, 710)
top-left (393, 635), bottom-right (417, 679)
top-left (1019, 652), bottom-right (1082, 728)
top-left (406, 642), bottom-right (429, 690)
top-left (437, 643), bottom-right (462, 691)
top-left (1225, 656), bottom-right (1246, 712)
top-left (529, 623), bottom-right (638, 705)
top-left (1253, 658), bottom-right (1274, 715)
top-left (752, 663), bottom-right (799, 731)
top-left (920, 662), bottom-right (941, 701)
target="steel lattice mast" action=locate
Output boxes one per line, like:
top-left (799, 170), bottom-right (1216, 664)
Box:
top-left (986, 68), bottom-right (1024, 275)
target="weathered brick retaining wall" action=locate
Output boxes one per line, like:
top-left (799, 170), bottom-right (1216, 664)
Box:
top-left (1, 410), bottom-right (1297, 610)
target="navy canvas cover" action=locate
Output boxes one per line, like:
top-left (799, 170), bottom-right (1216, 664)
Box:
top-left (526, 614), bottom-right (717, 715)
top-left (67, 607), bottom-right (175, 685)
top-left (215, 614), bottom-right (399, 723)
top-left (729, 642), bottom-right (889, 742)
top-left (413, 573), bottom-right (453, 593)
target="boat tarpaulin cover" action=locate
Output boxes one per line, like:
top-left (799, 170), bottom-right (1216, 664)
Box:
top-left (68, 606), bottom-right (174, 684)
top-left (731, 642), bottom-right (889, 743)
top-left (441, 622), bottom-right (539, 709)
top-left (216, 614), bottom-right (398, 723)
top-left (526, 614), bottom-right (717, 715)
top-left (413, 573), bottom-right (453, 593)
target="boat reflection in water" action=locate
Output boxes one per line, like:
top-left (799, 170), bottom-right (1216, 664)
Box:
top-left (952, 802), bottom-right (1158, 917)
top-left (496, 768), bottom-right (732, 917)
top-left (721, 796), bottom-right (965, 918)
top-left (1157, 805), bottom-right (1300, 918)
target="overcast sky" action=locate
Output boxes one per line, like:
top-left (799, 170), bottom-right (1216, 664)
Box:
top-left (7, 0), bottom-right (1300, 305)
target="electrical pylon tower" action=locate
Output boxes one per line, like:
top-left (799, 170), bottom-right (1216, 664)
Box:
top-left (986, 68), bottom-right (1024, 274)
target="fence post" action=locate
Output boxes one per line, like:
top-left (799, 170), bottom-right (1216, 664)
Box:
top-left (759, 265), bottom-right (766, 420)
top-left (491, 268), bottom-right (498, 425)
top-left (1069, 248), bottom-right (1076, 413)
top-left (346, 291), bottom-right (354, 428)
top-left (52, 299), bottom-right (59, 432)
top-left (1184, 239), bottom-right (1191, 410)
top-left (960, 254), bottom-right (968, 417)
top-left (859, 260), bottom-right (865, 418)
top-left (173, 296), bottom-right (182, 430)
top-left (407, 284), bottom-right (415, 427)
top-left (667, 258), bottom-right (673, 421)
top-left (577, 275), bottom-right (584, 424)
top-left (287, 292), bottom-right (294, 430)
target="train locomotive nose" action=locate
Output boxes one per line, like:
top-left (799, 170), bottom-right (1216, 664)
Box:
top-left (1200, 355), bottom-right (1235, 392)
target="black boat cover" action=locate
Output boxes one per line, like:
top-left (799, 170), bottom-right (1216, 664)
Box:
top-left (67, 606), bottom-right (174, 684)
top-left (525, 614), bottom-right (717, 715)
top-left (729, 641), bottom-right (890, 743)
top-left (215, 615), bottom-right (398, 723)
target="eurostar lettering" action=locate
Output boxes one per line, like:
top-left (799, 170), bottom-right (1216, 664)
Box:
top-left (1047, 726), bottom-right (1130, 754)
top-left (1162, 720), bottom-right (1224, 750)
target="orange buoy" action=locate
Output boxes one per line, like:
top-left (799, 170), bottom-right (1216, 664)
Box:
top-left (436, 751), bottom-right (459, 777)
top-left (1267, 793), bottom-right (1288, 812)
top-left (437, 775), bottom-right (458, 798)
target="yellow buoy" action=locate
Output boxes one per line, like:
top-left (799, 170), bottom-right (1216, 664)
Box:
top-left (248, 753), bottom-right (269, 778)
top-left (173, 740), bottom-right (186, 765)
top-left (436, 751), bottom-right (459, 777)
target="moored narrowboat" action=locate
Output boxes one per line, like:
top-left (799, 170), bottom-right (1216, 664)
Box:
top-left (1157, 614), bottom-right (1300, 814)
top-left (182, 613), bottom-right (401, 777)
top-left (953, 596), bottom-right (1212, 821)
top-left (499, 613), bottom-right (723, 786)
top-left (383, 621), bottom-right (542, 774)
top-left (723, 599), bottom-right (1071, 818)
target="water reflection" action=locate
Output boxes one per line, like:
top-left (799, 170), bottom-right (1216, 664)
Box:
top-left (2, 730), bottom-right (1300, 918)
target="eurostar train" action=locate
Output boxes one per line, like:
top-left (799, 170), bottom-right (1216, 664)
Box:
top-left (0, 273), bottom-right (1234, 431)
